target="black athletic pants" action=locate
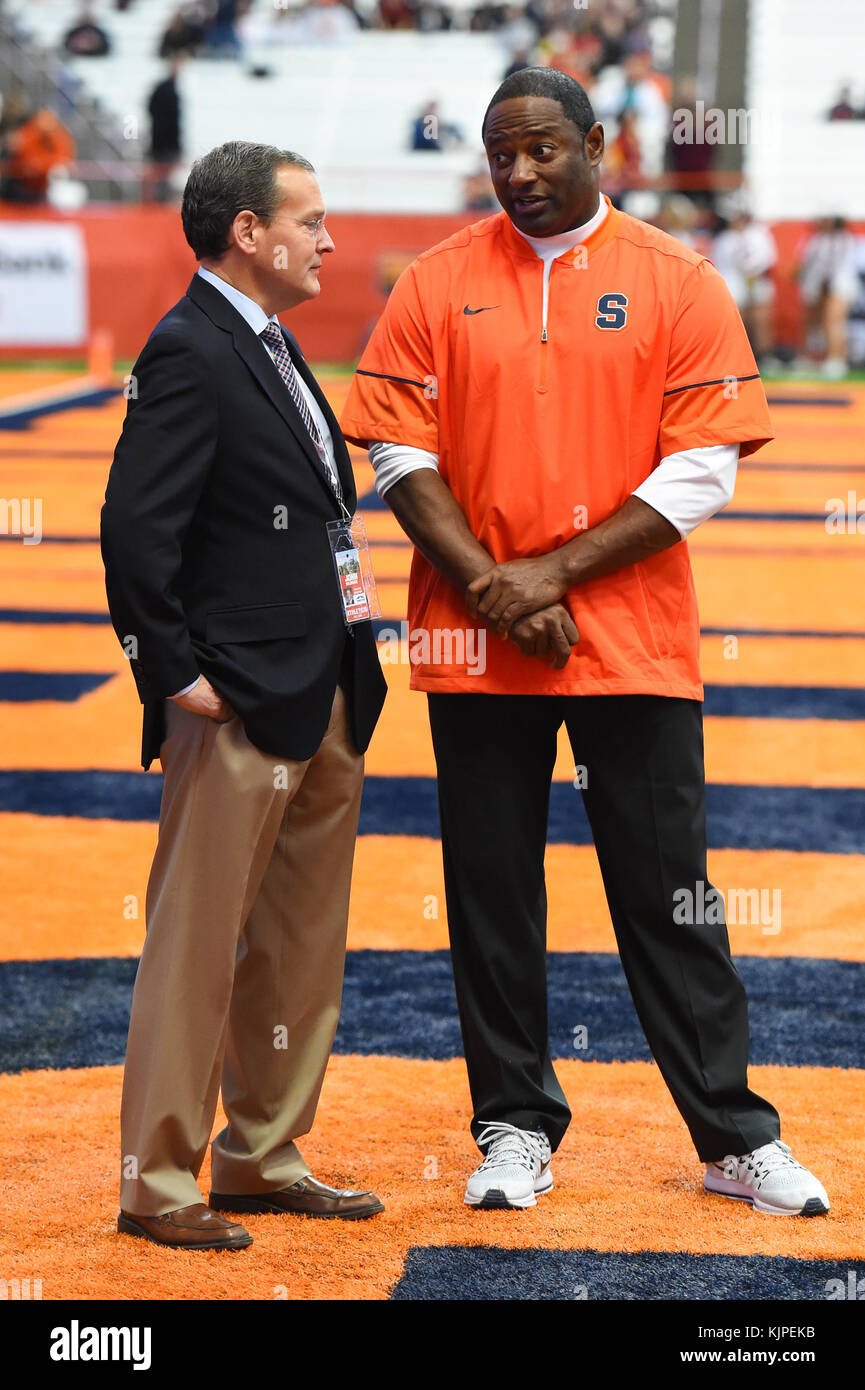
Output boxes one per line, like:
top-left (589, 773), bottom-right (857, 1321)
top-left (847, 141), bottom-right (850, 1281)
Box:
top-left (426, 692), bottom-right (781, 1162)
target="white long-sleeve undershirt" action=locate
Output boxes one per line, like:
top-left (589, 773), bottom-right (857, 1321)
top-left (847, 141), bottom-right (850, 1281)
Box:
top-left (369, 439), bottom-right (738, 540)
top-left (368, 194), bottom-right (739, 538)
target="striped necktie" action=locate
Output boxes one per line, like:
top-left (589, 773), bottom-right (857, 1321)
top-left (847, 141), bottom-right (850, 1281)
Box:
top-left (260, 321), bottom-right (343, 503)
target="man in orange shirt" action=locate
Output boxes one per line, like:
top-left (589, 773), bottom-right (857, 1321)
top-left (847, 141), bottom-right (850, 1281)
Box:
top-left (1, 108), bottom-right (75, 203)
top-left (341, 69), bottom-right (828, 1217)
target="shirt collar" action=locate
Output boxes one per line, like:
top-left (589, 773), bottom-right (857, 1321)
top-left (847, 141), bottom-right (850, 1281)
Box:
top-left (511, 194), bottom-right (609, 260)
top-left (196, 266), bottom-right (279, 336)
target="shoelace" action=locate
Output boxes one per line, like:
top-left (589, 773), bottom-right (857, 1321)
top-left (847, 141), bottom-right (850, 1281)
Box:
top-left (727, 1141), bottom-right (804, 1187)
top-left (475, 1122), bottom-right (545, 1172)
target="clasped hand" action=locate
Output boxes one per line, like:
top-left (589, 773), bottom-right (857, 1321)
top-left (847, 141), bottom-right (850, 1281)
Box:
top-left (466, 555), bottom-right (578, 670)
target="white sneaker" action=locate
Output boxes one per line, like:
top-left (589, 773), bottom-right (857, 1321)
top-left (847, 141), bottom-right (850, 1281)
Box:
top-left (758, 355), bottom-right (784, 375)
top-left (821, 356), bottom-right (847, 379)
top-left (704, 1140), bottom-right (829, 1216)
top-left (464, 1122), bottom-right (553, 1209)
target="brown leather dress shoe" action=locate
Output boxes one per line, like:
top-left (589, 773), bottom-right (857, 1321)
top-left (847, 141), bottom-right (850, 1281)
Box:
top-left (209, 1176), bottom-right (384, 1220)
top-left (117, 1202), bottom-right (253, 1250)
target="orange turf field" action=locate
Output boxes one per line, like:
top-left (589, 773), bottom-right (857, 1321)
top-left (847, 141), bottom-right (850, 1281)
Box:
top-left (0, 368), bottom-right (863, 1300)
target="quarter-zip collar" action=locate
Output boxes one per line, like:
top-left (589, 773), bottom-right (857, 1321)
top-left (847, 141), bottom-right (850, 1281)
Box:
top-left (512, 193), bottom-right (610, 261)
top-left (501, 193), bottom-right (617, 341)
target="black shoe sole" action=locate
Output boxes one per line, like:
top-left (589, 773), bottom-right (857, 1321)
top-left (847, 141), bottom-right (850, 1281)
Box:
top-left (117, 1212), bottom-right (253, 1250)
top-left (208, 1192), bottom-right (384, 1220)
top-left (470, 1188), bottom-right (526, 1211)
top-left (703, 1187), bottom-right (830, 1217)
top-left (800, 1197), bottom-right (830, 1217)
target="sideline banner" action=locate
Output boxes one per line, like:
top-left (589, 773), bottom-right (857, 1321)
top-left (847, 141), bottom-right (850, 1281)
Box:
top-left (0, 208), bottom-right (857, 361)
top-left (0, 221), bottom-right (88, 346)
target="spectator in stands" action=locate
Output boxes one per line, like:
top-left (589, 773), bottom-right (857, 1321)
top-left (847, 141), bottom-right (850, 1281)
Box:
top-left (237, 2), bottom-right (299, 45)
top-left (540, 27), bottom-right (599, 89)
top-left (592, 32), bottom-right (669, 175)
top-left (604, 106), bottom-right (642, 185)
top-left (504, 49), bottom-right (533, 80)
top-left (463, 156), bottom-right (497, 211)
top-left (0, 88), bottom-right (29, 140)
top-left (0, 107), bottom-right (76, 203)
top-left (411, 100), bottom-right (463, 151)
top-left (300, 0), bottom-right (361, 44)
top-left (796, 216), bottom-right (860, 378)
top-left (589, 0), bottom-right (650, 70)
top-left (711, 204), bottom-right (778, 369)
top-left (656, 193), bottom-right (708, 256)
top-left (665, 76), bottom-right (717, 211)
top-left (846, 238), bottom-right (865, 367)
top-left (203, 0), bottom-right (243, 59)
top-left (500, 6), bottom-right (538, 56)
top-left (63, 3), bottom-right (111, 57)
top-left (469, 5), bottom-right (507, 33)
top-left (159, 5), bottom-right (208, 58)
top-left (145, 55), bottom-right (186, 203)
top-left (827, 85), bottom-right (859, 120)
top-left (378, 0), bottom-right (415, 28)
top-left (413, 2), bottom-right (451, 32)
top-left (0, 93), bottom-right (29, 202)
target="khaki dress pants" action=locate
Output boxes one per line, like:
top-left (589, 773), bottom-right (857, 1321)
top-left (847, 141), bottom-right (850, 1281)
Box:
top-left (119, 686), bottom-right (364, 1216)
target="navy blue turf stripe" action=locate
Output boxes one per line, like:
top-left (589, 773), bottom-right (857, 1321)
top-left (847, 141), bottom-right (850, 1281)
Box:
top-left (0, 770), bottom-right (164, 821)
top-left (0, 672), bottom-right (111, 702)
top-left (0, 535), bottom-right (98, 545)
top-left (0, 771), bottom-right (863, 852)
top-left (0, 609), bottom-right (110, 625)
top-left (765, 395), bottom-right (852, 407)
top-left (357, 504), bottom-right (840, 524)
top-left (0, 387), bottom-right (119, 430)
top-left (2, 609), bottom-right (865, 641)
top-left (390, 1248), bottom-right (854, 1300)
top-left (356, 489), bottom-right (855, 521)
top-left (699, 626), bottom-right (865, 639)
top-left (0, 535), bottom-right (415, 547)
top-left (372, 668), bottom-right (865, 720)
top-left (356, 488), bottom-right (388, 510)
top-left (702, 685), bottom-right (865, 719)
top-left (741, 461), bottom-right (865, 473)
top-left (715, 510), bottom-right (843, 522)
top-left (8, 451), bottom-right (854, 472)
top-left (369, 619), bottom-right (865, 641)
top-left (0, 952), bottom-right (862, 1073)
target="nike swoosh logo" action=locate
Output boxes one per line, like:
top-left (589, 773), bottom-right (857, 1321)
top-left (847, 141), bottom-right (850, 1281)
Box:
top-left (463, 305), bottom-right (499, 315)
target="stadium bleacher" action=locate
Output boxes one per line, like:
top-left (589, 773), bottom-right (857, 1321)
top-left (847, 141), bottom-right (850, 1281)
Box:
top-left (5, 0), bottom-right (516, 210)
top-left (746, 0), bottom-right (865, 219)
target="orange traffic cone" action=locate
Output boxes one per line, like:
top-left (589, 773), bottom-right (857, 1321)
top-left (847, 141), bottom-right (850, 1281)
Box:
top-left (88, 329), bottom-right (114, 381)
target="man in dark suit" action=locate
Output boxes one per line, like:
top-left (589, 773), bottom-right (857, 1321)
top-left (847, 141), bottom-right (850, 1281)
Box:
top-left (101, 140), bottom-right (387, 1251)
top-left (145, 54), bottom-right (185, 203)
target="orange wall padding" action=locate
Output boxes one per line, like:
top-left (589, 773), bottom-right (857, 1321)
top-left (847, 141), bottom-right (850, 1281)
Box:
top-left (0, 204), bottom-right (861, 361)
top-left (0, 204), bottom-right (475, 362)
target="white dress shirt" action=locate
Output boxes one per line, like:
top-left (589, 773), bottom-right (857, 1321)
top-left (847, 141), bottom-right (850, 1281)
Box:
top-left (197, 265), bottom-right (338, 474)
top-left (172, 267), bottom-right (340, 699)
top-left (368, 196), bottom-right (739, 541)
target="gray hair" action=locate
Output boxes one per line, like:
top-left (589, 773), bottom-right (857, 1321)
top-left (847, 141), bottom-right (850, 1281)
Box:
top-left (181, 140), bottom-right (314, 260)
